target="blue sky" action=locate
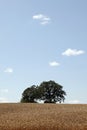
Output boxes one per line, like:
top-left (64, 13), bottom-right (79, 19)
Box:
top-left (0, 0), bottom-right (87, 103)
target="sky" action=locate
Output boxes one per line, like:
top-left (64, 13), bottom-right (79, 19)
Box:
top-left (0, 0), bottom-right (87, 103)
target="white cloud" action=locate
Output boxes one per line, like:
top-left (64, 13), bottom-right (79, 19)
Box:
top-left (33, 14), bottom-right (44, 19)
top-left (62, 48), bottom-right (85, 56)
top-left (41, 20), bottom-right (49, 25)
top-left (0, 89), bottom-right (8, 93)
top-left (4, 68), bottom-right (13, 73)
top-left (0, 89), bottom-right (9, 103)
top-left (33, 14), bottom-right (51, 25)
top-left (67, 100), bottom-right (80, 104)
top-left (0, 97), bottom-right (9, 103)
top-left (49, 61), bottom-right (60, 67)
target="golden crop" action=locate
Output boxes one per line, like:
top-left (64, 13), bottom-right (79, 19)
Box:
top-left (0, 103), bottom-right (87, 130)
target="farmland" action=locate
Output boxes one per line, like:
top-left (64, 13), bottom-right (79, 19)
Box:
top-left (0, 103), bottom-right (87, 130)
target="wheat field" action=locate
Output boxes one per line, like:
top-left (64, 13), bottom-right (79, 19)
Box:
top-left (0, 103), bottom-right (87, 130)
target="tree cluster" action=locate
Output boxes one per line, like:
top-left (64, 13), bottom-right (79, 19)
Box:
top-left (21, 80), bottom-right (66, 103)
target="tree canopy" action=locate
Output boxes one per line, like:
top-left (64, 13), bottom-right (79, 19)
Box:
top-left (21, 80), bottom-right (66, 103)
top-left (21, 85), bottom-right (39, 103)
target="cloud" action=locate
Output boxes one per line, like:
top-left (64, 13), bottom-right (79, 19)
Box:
top-left (33, 14), bottom-right (51, 25)
top-left (62, 48), bottom-right (85, 56)
top-left (0, 89), bottom-right (8, 93)
top-left (49, 61), bottom-right (60, 67)
top-left (0, 97), bottom-right (9, 103)
top-left (0, 89), bottom-right (9, 103)
top-left (67, 100), bottom-right (80, 104)
top-left (4, 68), bottom-right (13, 73)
